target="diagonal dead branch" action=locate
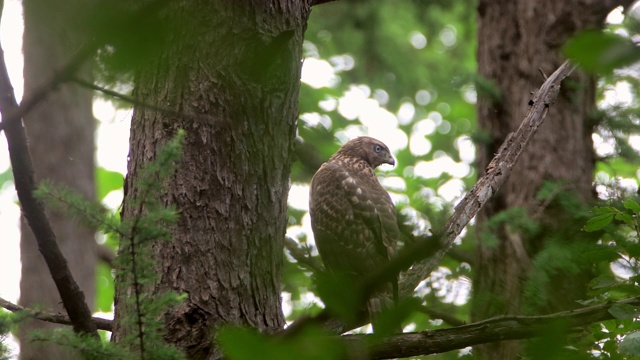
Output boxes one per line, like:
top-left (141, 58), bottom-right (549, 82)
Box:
top-left (398, 60), bottom-right (576, 295)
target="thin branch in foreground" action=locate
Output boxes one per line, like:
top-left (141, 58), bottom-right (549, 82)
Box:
top-left (0, 41), bottom-right (98, 337)
top-left (70, 77), bottom-right (224, 127)
top-left (0, 296), bottom-right (112, 332)
top-left (284, 236), bottom-right (324, 273)
top-left (346, 295), bottom-right (640, 359)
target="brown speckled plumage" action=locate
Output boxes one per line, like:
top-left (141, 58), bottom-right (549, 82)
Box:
top-left (309, 137), bottom-right (399, 321)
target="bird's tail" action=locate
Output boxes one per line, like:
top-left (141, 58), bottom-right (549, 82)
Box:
top-left (367, 280), bottom-right (401, 333)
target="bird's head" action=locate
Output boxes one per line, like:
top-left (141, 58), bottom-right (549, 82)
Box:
top-left (333, 136), bottom-right (395, 168)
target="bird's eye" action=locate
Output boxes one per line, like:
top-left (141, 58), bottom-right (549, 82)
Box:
top-left (374, 144), bottom-right (382, 153)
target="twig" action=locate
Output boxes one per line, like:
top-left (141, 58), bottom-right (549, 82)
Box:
top-left (284, 237), bottom-right (324, 273)
top-left (70, 77), bottom-right (223, 126)
top-left (0, 296), bottom-right (112, 332)
top-left (419, 306), bottom-right (465, 327)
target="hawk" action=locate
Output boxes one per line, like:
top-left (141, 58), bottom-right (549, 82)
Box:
top-left (309, 136), bottom-right (399, 324)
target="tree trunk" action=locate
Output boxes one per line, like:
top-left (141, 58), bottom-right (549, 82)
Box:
top-left (19, 1), bottom-right (96, 359)
top-left (472, 1), bottom-right (632, 358)
top-left (112, 2), bottom-right (311, 359)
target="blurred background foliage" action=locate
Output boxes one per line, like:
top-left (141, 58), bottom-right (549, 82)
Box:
top-left (2, 0), bottom-right (640, 358)
top-left (75, 1), bottom-right (640, 358)
top-left (289, 3), bottom-right (479, 357)
top-left (284, 1), bottom-right (640, 359)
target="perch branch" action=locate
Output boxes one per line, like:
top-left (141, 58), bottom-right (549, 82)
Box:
top-left (345, 295), bottom-right (640, 359)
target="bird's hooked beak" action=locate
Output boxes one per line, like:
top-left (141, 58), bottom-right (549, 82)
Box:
top-left (385, 153), bottom-right (396, 166)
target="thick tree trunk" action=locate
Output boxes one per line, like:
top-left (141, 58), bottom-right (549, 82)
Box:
top-left (112, 2), bottom-right (311, 359)
top-left (18, 1), bottom-right (96, 359)
top-left (472, 1), bottom-right (633, 358)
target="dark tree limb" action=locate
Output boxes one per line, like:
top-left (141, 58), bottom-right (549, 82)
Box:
top-left (0, 38), bottom-right (99, 338)
top-left (346, 295), bottom-right (640, 359)
top-left (0, 296), bottom-right (112, 332)
top-left (3, 289), bottom-right (639, 359)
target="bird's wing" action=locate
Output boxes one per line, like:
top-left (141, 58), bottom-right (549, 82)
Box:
top-left (310, 161), bottom-right (398, 277)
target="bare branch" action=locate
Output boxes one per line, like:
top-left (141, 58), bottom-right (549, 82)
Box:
top-left (345, 295), bottom-right (640, 359)
top-left (0, 296), bottom-right (112, 332)
top-left (71, 77), bottom-right (223, 127)
top-left (0, 40), bottom-right (99, 338)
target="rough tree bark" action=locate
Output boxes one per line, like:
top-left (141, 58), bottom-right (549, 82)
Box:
top-left (18, 1), bottom-right (96, 359)
top-left (112, 2), bottom-right (313, 359)
top-left (472, 1), bottom-right (634, 358)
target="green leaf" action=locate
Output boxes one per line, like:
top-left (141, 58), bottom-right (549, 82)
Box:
top-left (0, 168), bottom-right (13, 188)
top-left (371, 297), bottom-right (421, 338)
top-left (218, 325), bottom-right (344, 360)
top-left (96, 167), bottom-right (124, 201)
top-left (592, 206), bottom-right (619, 215)
top-left (315, 273), bottom-right (363, 325)
top-left (582, 248), bottom-right (621, 262)
top-left (95, 262), bottom-right (115, 312)
top-left (603, 338), bottom-right (617, 355)
top-left (563, 30), bottom-right (640, 74)
top-left (628, 244), bottom-right (640, 258)
top-left (584, 213), bottom-right (614, 232)
top-left (608, 303), bottom-right (640, 320)
top-left (615, 213), bottom-right (635, 225)
top-left (619, 331), bottom-right (640, 356)
top-left (624, 199), bottom-right (640, 213)
top-left (589, 276), bottom-right (618, 290)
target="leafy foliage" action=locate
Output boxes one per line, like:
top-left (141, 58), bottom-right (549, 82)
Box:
top-left (6, 1), bottom-right (640, 359)
top-left (0, 311), bottom-right (15, 360)
top-left (563, 30), bottom-right (640, 75)
top-left (286, 5), bottom-right (478, 355)
top-left (219, 326), bottom-right (346, 360)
